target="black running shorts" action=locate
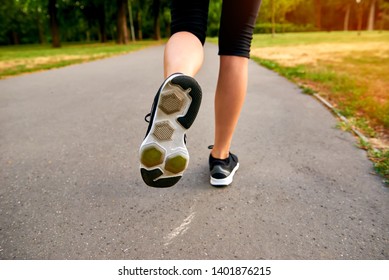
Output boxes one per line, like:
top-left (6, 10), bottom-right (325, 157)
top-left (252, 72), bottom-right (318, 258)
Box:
top-left (170, 0), bottom-right (262, 58)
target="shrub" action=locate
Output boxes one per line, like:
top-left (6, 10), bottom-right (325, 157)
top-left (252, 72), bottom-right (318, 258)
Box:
top-left (254, 23), bottom-right (316, 34)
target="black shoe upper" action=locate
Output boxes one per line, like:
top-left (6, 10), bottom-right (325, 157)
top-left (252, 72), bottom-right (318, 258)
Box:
top-left (143, 84), bottom-right (163, 139)
top-left (209, 152), bottom-right (239, 179)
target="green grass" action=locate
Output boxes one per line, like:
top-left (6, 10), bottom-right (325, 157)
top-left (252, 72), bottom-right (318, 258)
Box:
top-left (209, 31), bottom-right (389, 47)
top-left (251, 31), bottom-right (389, 47)
top-left (0, 41), bottom-right (159, 59)
top-left (1, 58), bottom-right (85, 77)
top-left (252, 57), bottom-right (307, 79)
top-left (0, 40), bottom-right (162, 79)
top-left (252, 56), bottom-right (377, 126)
top-left (370, 149), bottom-right (389, 184)
top-left (336, 118), bottom-right (377, 138)
top-left (246, 31), bottom-right (389, 185)
top-left (359, 140), bottom-right (389, 185)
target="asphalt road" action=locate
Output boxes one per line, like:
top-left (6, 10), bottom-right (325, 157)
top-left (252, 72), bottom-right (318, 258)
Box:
top-left (0, 44), bottom-right (388, 259)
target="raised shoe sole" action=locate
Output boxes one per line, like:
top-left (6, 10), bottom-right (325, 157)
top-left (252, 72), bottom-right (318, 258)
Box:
top-left (210, 163), bottom-right (240, 187)
top-left (139, 74), bottom-right (202, 188)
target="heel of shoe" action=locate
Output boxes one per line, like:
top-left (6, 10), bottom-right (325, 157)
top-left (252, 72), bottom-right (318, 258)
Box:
top-left (170, 76), bottom-right (202, 129)
top-left (141, 168), bottom-right (182, 188)
top-left (140, 143), bottom-right (189, 188)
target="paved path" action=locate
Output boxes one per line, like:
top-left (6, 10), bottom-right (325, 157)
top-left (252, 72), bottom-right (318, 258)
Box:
top-left (0, 44), bottom-right (388, 259)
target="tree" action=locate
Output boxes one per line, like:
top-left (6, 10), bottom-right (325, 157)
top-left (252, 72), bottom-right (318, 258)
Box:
top-left (259, 0), bottom-right (304, 34)
top-left (34, 1), bottom-right (47, 44)
top-left (128, 0), bottom-right (136, 41)
top-left (344, 1), bottom-right (352, 31)
top-left (2, 0), bottom-right (389, 46)
top-left (97, 1), bottom-right (107, 42)
top-left (207, 0), bottom-right (222, 37)
top-left (48, 0), bottom-right (60, 47)
top-left (21, 0), bottom-right (47, 44)
top-left (379, 0), bottom-right (389, 30)
top-left (81, 0), bottom-right (108, 43)
top-left (271, 0), bottom-right (275, 36)
top-left (0, 0), bottom-right (22, 45)
top-left (152, 0), bottom-right (161, 40)
top-left (367, 0), bottom-right (378, 30)
top-left (356, 0), bottom-right (364, 34)
top-left (133, 0), bottom-right (145, 40)
top-left (314, 0), bottom-right (322, 30)
top-left (324, 0), bottom-right (354, 31)
top-left (117, 0), bottom-right (129, 44)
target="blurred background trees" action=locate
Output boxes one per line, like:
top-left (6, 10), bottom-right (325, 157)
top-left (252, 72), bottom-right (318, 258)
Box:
top-left (1, 0), bottom-right (388, 46)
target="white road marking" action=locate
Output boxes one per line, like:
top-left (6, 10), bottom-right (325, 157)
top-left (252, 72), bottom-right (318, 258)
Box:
top-left (164, 211), bottom-right (196, 246)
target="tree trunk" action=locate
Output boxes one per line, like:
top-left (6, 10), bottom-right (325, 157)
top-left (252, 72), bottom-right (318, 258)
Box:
top-left (271, 0), bottom-right (275, 37)
top-left (344, 4), bottom-right (351, 31)
top-left (98, 5), bottom-right (107, 43)
top-left (37, 18), bottom-right (46, 44)
top-left (86, 30), bottom-right (91, 42)
top-left (165, 16), bottom-right (171, 37)
top-left (152, 0), bottom-right (161, 40)
top-left (137, 10), bottom-right (143, 40)
top-left (357, 2), bottom-right (363, 35)
top-left (117, 0), bottom-right (129, 44)
top-left (35, 6), bottom-right (46, 44)
top-left (128, 0), bottom-right (136, 41)
top-left (48, 0), bottom-right (61, 48)
top-left (367, 0), bottom-right (377, 31)
top-left (314, 0), bottom-right (322, 30)
top-left (11, 31), bottom-right (19, 45)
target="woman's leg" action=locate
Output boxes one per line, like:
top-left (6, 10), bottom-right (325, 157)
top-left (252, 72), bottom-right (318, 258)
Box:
top-left (212, 0), bottom-right (262, 159)
top-left (164, 32), bottom-right (204, 78)
top-left (140, 0), bottom-right (210, 188)
top-left (165, 0), bottom-right (210, 78)
top-left (212, 56), bottom-right (248, 159)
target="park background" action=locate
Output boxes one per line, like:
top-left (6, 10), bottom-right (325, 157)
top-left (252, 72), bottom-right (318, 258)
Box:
top-left (1, 1), bottom-right (389, 262)
top-left (0, 0), bottom-right (388, 183)
top-left (1, 0), bottom-right (388, 45)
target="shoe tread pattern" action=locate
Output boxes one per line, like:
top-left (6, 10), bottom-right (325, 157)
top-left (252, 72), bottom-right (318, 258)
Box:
top-left (172, 76), bottom-right (202, 129)
top-left (140, 75), bottom-right (202, 188)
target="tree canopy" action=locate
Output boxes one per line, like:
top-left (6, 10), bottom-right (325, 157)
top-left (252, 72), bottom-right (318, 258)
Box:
top-left (1, 0), bottom-right (388, 46)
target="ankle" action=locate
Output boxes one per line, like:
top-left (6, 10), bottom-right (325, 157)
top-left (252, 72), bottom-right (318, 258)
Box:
top-left (211, 149), bottom-right (229, 160)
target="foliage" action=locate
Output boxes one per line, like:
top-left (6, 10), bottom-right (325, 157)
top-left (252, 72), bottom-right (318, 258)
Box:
top-left (207, 0), bottom-right (222, 37)
top-left (1, 0), bottom-right (389, 46)
top-left (259, 0), bottom-right (304, 24)
top-left (254, 23), bottom-right (316, 34)
top-left (369, 148), bottom-right (389, 184)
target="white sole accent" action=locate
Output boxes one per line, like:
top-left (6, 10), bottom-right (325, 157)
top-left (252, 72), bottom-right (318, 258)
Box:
top-left (139, 74), bottom-right (192, 179)
top-left (210, 163), bottom-right (240, 186)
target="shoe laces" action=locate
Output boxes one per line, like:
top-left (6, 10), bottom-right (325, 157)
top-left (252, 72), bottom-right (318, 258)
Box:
top-left (144, 113), bottom-right (151, 123)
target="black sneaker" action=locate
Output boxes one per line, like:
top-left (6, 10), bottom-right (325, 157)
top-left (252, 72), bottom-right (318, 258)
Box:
top-left (139, 73), bottom-right (202, 188)
top-left (209, 152), bottom-right (239, 187)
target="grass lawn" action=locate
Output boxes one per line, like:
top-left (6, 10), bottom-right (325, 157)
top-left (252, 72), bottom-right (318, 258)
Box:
top-left (0, 40), bottom-right (162, 79)
top-left (246, 31), bottom-right (389, 183)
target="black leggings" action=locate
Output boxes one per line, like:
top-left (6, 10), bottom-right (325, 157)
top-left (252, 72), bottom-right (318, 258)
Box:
top-left (171, 0), bottom-right (262, 58)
